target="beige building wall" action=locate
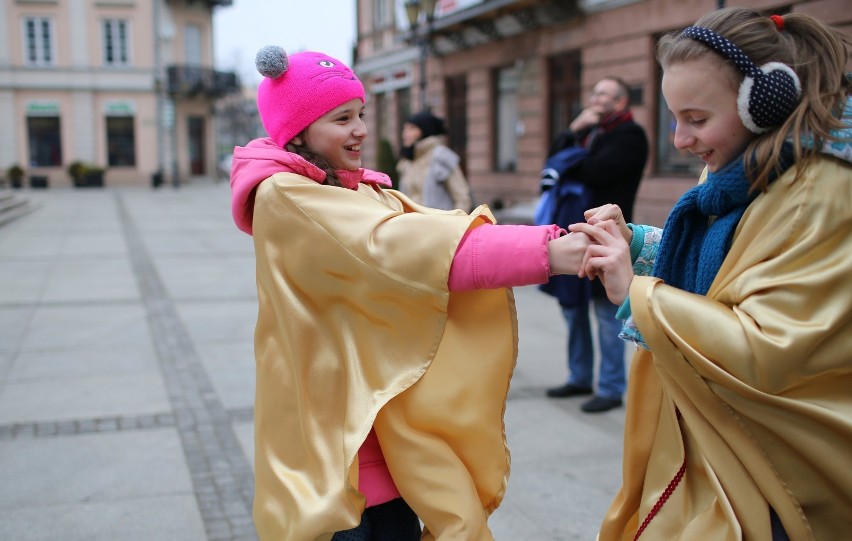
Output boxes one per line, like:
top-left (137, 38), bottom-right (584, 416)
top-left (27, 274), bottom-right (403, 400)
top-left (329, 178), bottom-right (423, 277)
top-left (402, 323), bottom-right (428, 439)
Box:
top-left (0, 0), bottom-right (232, 188)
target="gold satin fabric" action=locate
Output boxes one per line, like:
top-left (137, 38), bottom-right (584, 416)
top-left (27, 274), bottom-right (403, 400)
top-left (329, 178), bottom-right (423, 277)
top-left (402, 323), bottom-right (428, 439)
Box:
top-left (599, 157), bottom-right (852, 540)
top-left (250, 173), bottom-right (517, 540)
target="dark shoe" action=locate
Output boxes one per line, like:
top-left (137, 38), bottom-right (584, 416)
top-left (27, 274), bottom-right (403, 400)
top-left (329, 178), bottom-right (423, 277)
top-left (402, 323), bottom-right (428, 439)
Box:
top-left (581, 395), bottom-right (623, 413)
top-left (546, 383), bottom-right (593, 398)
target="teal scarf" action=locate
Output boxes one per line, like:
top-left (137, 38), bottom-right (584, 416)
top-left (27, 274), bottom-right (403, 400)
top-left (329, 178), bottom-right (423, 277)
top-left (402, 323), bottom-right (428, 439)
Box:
top-left (653, 144), bottom-right (794, 295)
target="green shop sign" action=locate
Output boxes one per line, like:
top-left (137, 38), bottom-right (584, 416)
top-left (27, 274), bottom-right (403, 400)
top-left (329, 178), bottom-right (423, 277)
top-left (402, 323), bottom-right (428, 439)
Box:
top-left (104, 101), bottom-right (136, 116)
top-left (26, 101), bottom-right (60, 116)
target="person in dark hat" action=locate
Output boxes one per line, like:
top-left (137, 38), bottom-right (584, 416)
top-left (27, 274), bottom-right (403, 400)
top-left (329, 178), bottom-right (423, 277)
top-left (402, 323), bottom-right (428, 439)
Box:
top-left (397, 111), bottom-right (472, 211)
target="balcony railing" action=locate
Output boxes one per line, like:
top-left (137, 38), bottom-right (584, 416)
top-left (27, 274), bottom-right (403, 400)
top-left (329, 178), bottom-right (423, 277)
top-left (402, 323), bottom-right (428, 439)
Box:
top-left (166, 65), bottom-right (239, 99)
top-left (166, 0), bottom-right (233, 7)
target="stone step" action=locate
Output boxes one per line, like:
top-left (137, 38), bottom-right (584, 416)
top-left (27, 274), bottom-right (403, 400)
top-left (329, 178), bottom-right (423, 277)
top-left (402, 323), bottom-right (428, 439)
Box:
top-left (0, 190), bottom-right (38, 227)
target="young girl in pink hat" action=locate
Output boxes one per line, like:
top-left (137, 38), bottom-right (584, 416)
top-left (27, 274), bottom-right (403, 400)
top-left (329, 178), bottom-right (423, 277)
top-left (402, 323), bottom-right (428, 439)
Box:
top-left (230, 45), bottom-right (590, 540)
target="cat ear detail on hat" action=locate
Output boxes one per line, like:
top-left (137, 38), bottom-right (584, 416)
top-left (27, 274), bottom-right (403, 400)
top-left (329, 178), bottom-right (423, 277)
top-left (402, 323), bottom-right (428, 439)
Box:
top-left (681, 26), bottom-right (802, 134)
top-left (254, 47), bottom-right (364, 147)
top-left (256, 45), bottom-right (289, 79)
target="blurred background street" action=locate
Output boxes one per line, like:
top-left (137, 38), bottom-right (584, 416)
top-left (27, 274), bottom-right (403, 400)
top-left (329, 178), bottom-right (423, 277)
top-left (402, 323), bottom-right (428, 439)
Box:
top-left (0, 184), bottom-right (627, 540)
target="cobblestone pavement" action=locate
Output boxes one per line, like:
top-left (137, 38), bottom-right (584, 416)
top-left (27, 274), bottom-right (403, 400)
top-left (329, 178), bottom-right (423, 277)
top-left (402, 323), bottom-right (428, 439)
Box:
top-left (0, 185), bottom-right (627, 541)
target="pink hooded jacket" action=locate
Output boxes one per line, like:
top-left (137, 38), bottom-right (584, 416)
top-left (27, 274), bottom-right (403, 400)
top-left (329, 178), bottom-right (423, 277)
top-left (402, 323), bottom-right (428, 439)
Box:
top-left (231, 137), bottom-right (562, 508)
top-left (231, 137), bottom-right (393, 235)
top-left (231, 138), bottom-right (563, 291)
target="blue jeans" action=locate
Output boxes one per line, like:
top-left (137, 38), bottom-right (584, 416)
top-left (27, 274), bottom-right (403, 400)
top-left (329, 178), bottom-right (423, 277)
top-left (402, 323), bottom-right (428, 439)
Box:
top-left (561, 299), bottom-right (626, 400)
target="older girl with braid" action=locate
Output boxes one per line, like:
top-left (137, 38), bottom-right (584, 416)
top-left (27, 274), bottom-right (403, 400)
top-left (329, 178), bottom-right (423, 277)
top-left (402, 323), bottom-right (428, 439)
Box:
top-left (571, 8), bottom-right (852, 540)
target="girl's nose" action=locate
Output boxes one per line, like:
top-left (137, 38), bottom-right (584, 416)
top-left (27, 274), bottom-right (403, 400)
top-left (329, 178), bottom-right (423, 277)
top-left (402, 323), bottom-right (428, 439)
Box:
top-left (671, 123), bottom-right (693, 150)
top-left (353, 118), bottom-right (368, 138)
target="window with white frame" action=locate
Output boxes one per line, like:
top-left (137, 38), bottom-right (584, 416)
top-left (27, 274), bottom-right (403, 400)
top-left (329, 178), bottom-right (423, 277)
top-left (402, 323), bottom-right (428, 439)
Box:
top-left (103, 19), bottom-right (130, 67)
top-left (106, 116), bottom-right (136, 166)
top-left (373, 0), bottom-right (387, 27)
top-left (23, 17), bottom-right (55, 66)
top-left (654, 52), bottom-right (703, 176)
top-left (372, 0), bottom-right (387, 48)
top-left (494, 64), bottom-right (521, 172)
top-left (27, 116), bottom-right (63, 166)
top-left (185, 24), bottom-right (202, 65)
top-left (396, 87), bottom-right (411, 148)
top-left (547, 51), bottom-right (582, 143)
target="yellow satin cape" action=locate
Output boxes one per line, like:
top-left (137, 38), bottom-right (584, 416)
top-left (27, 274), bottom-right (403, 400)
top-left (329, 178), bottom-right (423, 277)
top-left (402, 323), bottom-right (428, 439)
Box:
top-left (599, 157), bottom-right (852, 540)
top-left (250, 173), bottom-right (517, 540)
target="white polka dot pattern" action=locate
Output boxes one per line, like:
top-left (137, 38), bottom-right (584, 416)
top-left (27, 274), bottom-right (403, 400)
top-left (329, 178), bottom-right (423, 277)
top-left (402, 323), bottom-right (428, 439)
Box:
top-left (681, 26), bottom-right (802, 134)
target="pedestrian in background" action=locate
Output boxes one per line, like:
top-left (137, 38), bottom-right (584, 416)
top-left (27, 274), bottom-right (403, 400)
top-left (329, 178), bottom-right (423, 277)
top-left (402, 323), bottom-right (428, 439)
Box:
top-left (230, 45), bottom-right (593, 540)
top-left (572, 8), bottom-right (852, 539)
top-left (542, 76), bottom-right (648, 413)
top-left (397, 111), bottom-right (473, 211)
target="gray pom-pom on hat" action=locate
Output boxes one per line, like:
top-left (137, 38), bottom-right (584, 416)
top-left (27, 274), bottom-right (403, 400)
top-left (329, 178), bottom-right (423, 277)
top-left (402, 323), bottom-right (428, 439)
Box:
top-left (256, 45), bottom-right (288, 79)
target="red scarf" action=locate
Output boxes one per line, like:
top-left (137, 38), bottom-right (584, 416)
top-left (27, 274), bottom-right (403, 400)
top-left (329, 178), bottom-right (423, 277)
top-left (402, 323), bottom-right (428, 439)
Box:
top-left (582, 109), bottom-right (634, 147)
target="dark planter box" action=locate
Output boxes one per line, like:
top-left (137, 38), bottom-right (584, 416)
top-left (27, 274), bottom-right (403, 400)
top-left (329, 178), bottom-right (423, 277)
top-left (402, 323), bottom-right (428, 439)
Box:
top-left (29, 176), bottom-right (48, 189)
top-left (84, 172), bottom-right (104, 187)
top-left (72, 173), bottom-right (105, 188)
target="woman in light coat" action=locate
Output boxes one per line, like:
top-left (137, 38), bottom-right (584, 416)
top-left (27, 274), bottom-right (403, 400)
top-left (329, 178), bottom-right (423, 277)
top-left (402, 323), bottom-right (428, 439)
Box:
top-left (397, 111), bottom-right (472, 211)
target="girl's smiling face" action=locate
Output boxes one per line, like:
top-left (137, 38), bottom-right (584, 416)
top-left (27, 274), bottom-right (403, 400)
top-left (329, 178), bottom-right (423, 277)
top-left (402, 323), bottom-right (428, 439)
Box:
top-left (296, 98), bottom-right (367, 171)
top-left (662, 55), bottom-right (756, 172)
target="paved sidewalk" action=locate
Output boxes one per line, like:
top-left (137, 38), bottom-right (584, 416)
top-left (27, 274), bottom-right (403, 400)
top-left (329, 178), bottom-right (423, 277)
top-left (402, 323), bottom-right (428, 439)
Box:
top-left (0, 185), bottom-right (628, 541)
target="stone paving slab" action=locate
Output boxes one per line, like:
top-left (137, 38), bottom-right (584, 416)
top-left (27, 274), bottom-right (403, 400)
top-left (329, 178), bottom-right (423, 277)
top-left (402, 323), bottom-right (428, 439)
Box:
top-left (19, 304), bottom-right (151, 350)
top-left (0, 429), bottom-right (193, 507)
top-left (0, 495), bottom-right (208, 541)
top-left (156, 256), bottom-right (257, 300)
top-left (176, 301), bottom-right (258, 345)
top-left (0, 260), bottom-right (53, 303)
top-left (0, 372), bottom-right (169, 424)
top-left (0, 231), bottom-right (66, 258)
top-left (5, 344), bottom-right (159, 380)
top-left (39, 258), bottom-right (139, 303)
top-left (0, 306), bottom-right (31, 349)
top-left (196, 342), bottom-right (256, 412)
top-left (60, 230), bottom-right (128, 256)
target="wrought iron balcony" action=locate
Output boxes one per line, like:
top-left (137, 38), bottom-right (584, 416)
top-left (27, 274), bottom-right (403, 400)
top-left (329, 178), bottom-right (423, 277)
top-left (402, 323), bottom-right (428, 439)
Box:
top-left (424, 0), bottom-right (578, 55)
top-left (166, 0), bottom-right (233, 7)
top-left (166, 65), bottom-right (239, 99)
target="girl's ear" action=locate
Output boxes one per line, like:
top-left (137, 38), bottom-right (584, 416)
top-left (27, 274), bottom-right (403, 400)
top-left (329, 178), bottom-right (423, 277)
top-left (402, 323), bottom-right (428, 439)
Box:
top-left (291, 135), bottom-right (304, 146)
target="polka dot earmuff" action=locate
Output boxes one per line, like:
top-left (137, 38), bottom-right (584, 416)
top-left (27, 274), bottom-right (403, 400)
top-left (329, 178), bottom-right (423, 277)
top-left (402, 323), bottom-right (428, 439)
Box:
top-left (681, 25), bottom-right (802, 134)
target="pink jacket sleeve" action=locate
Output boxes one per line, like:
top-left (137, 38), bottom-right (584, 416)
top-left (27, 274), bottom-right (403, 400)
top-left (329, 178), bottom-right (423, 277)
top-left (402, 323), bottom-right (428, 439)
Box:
top-left (448, 224), bottom-right (565, 291)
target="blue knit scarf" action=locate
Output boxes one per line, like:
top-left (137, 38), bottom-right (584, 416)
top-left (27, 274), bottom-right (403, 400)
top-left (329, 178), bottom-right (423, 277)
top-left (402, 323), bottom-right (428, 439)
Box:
top-left (653, 145), bottom-right (793, 295)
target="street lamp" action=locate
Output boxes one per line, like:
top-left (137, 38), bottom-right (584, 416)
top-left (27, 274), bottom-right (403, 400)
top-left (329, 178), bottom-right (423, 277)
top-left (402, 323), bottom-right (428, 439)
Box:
top-left (405, 0), bottom-right (438, 111)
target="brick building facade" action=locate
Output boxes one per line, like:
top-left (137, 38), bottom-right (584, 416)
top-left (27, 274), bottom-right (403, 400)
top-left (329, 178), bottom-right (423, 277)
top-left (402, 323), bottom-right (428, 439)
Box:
top-left (354, 0), bottom-right (851, 226)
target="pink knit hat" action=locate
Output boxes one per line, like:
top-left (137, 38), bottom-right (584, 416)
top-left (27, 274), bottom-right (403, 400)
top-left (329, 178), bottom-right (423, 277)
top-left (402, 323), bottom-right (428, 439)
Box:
top-left (255, 46), bottom-right (365, 147)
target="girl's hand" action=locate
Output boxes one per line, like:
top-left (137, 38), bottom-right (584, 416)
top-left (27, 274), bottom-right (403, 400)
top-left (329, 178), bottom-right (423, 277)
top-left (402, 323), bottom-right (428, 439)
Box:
top-left (547, 231), bottom-right (593, 276)
top-left (568, 220), bottom-right (634, 306)
top-left (584, 204), bottom-right (632, 244)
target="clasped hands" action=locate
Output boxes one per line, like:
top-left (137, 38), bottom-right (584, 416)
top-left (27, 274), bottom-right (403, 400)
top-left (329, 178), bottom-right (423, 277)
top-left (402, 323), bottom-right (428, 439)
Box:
top-left (546, 204), bottom-right (633, 306)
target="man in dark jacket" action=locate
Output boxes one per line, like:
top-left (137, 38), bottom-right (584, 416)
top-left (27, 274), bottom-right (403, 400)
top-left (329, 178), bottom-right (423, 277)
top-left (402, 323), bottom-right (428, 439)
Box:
top-left (543, 76), bottom-right (648, 413)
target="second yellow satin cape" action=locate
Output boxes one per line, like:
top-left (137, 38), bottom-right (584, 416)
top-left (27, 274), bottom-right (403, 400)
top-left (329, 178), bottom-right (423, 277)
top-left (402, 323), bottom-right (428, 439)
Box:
top-left (250, 173), bottom-right (517, 540)
top-left (599, 157), bottom-right (852, 540)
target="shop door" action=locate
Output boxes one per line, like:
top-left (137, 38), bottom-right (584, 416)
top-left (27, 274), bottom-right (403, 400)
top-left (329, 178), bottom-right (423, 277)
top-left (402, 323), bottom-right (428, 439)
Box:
top-left (188, 116), bottom-right (206, 175)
